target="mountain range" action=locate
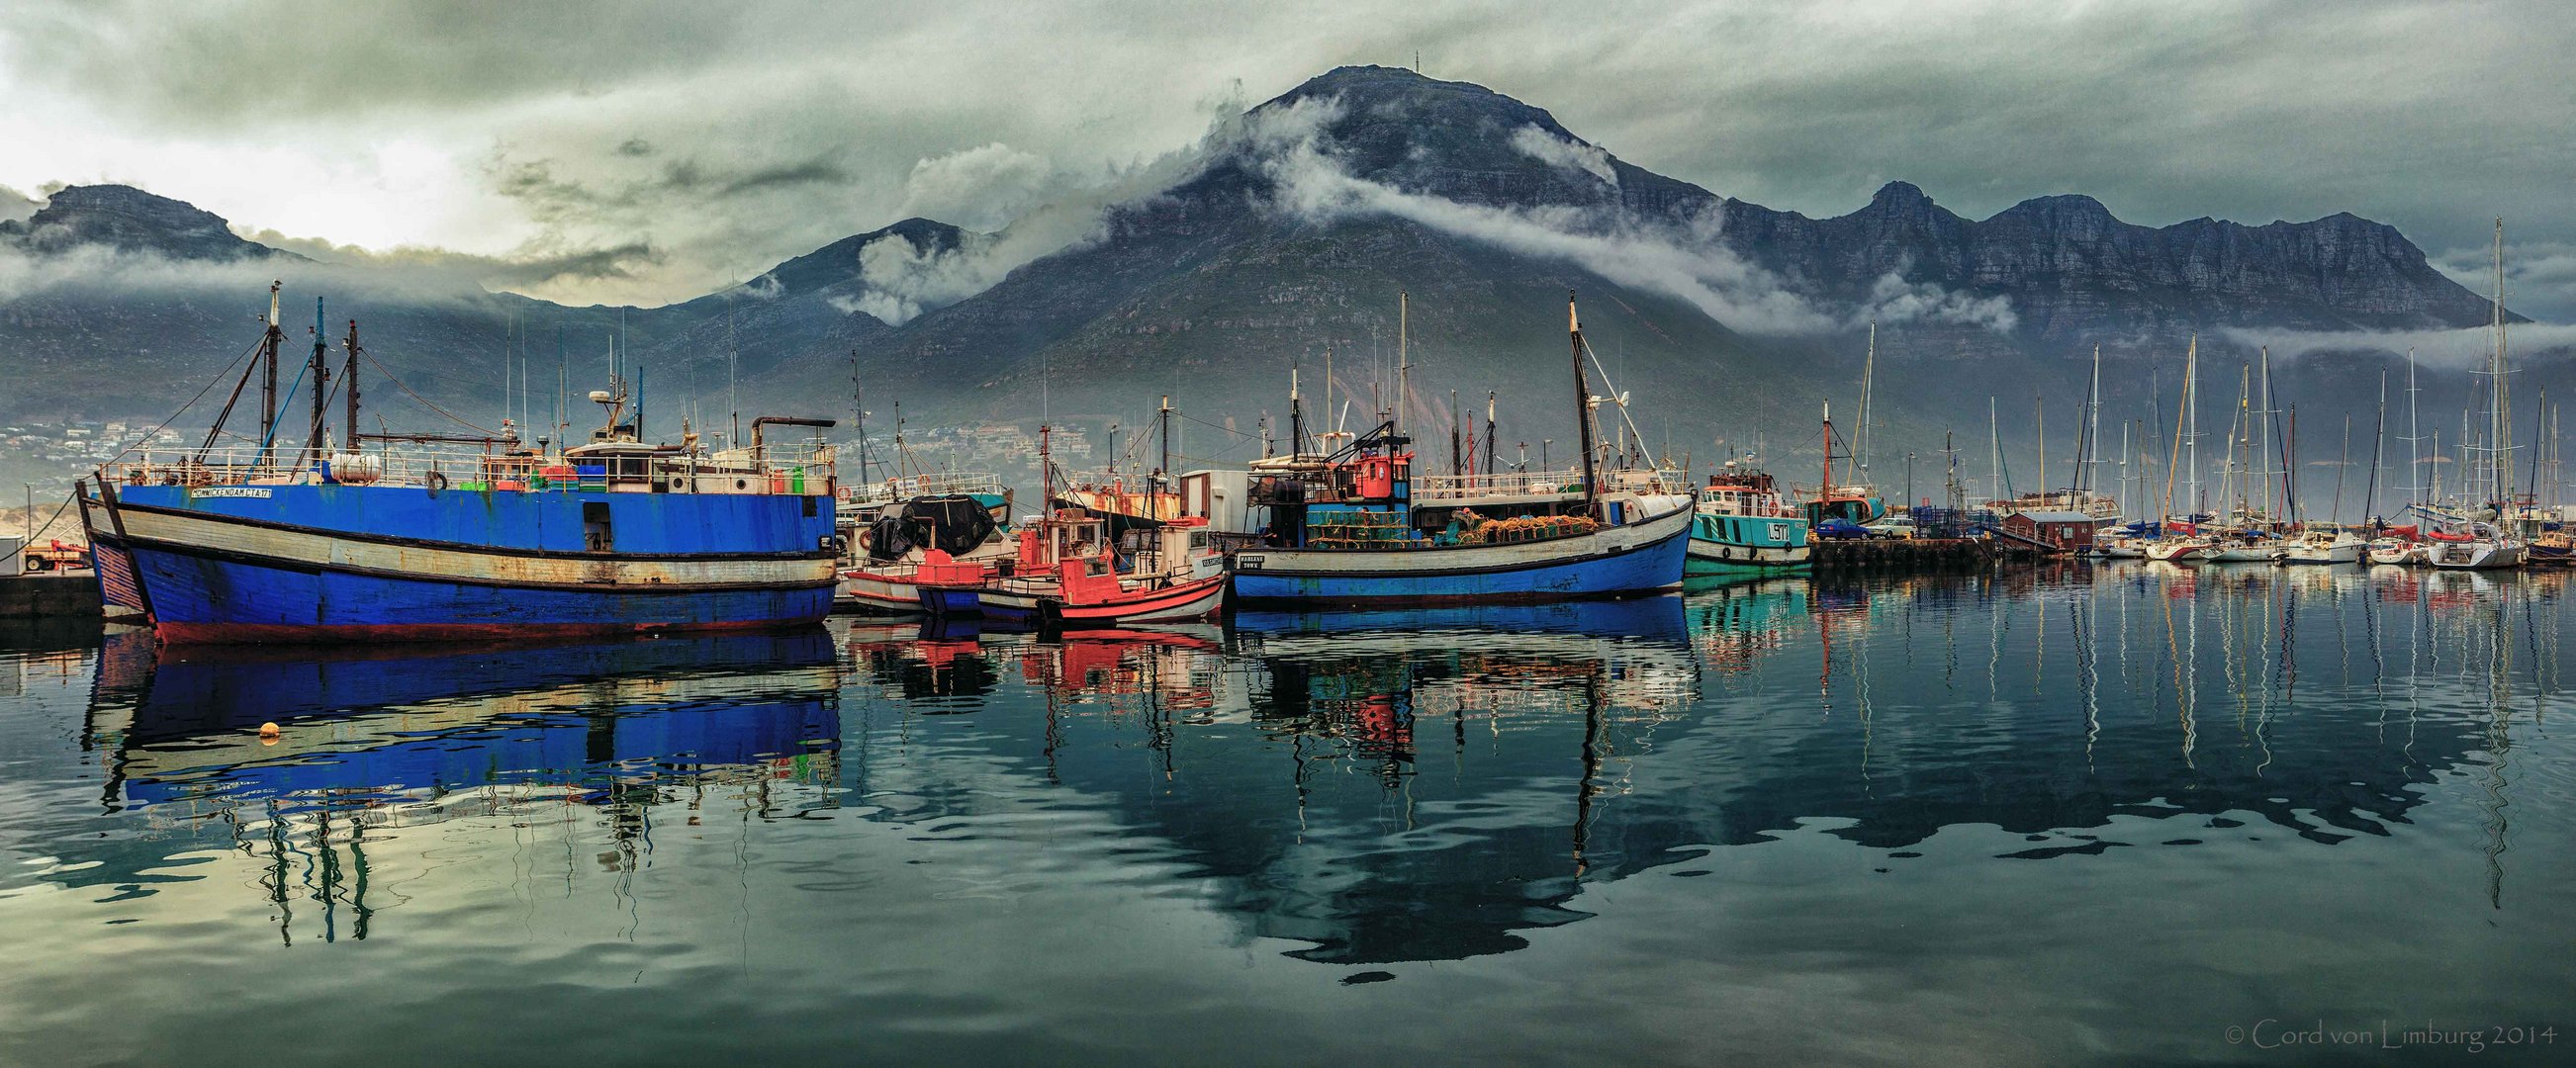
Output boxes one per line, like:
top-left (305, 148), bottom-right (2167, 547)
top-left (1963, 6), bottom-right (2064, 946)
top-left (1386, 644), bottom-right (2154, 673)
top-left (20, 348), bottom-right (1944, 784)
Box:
top-left (3, 65), bottom-right (2552, 503)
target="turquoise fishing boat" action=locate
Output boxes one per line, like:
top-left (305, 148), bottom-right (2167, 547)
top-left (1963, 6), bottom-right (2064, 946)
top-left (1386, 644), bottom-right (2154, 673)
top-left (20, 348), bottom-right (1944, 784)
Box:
top-left (1686, 462), bottom-right (1809, 576)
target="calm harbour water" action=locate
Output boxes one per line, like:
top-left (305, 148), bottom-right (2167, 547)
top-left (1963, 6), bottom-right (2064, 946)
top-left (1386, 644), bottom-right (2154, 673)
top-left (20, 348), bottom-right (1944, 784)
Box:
top-left (1, 565), bottom-right (2570, 1067)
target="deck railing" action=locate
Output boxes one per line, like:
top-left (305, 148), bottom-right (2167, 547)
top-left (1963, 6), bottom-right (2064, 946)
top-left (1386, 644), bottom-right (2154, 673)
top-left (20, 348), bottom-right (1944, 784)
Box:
top-left (98, 442), bottom-right (836, 494)
top-left (837, 472), bottom-right (1007, 507)
top-left (1411, 467), bottom-right (1685, 501)
top-left (1411, 468), bottom-right (1587, 501)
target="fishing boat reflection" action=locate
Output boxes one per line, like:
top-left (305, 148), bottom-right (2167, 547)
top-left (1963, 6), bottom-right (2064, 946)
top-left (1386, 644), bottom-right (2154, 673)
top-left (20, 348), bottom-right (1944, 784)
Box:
top-left (979, 598), bottom-right (1704, 963)
top-left (79, 631), bottom-right (843, 942)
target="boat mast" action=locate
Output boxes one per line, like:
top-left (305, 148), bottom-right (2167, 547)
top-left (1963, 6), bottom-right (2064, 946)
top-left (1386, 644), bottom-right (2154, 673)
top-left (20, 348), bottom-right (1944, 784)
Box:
top-left (1156, 394), bottom-right (1172, 498)
top-left (2118, 419), bottom-right (2131, 519)
top-left (2034, 393), bottom-right (2044, 500)
top-left (1483, 392), bottom-right (1497, 477)
top-left (2364, 372), bottom-right (2385, 525)
top-left (2489, 218), bottom-right (2512, 515)
top-left (2401, 348), bottom-right (2423, 517)
top-left (258, 282), bottom-right (283, 470)
top-left (342, 319), bottom-right (361, 451)
top-left (2080, 343), bottom-right (2102, 496)
top-left (2186, 335), bottom-right (2201, 518)
top-left (2161, 344), bottom-right (2192, 528)
top-left (1288, 365), bottom-right (1306, 458)
top-left (1396, 290), bottom-right (1410, 438)
top-left (304, 298), bottom-right (331, 466)
top-left (1568, 292), bottom-right (1598, 506)
top-left (1987, 397), bottom-right (2002, 503)
top-left (1822, 400), bottom-right (1835, 499)
top-left (2254, 345), bottom-right (2277, 524)
top-left (850, 350), bottom-right (870, 484)
top-left (1858, 319), bottom-right (1875, 476)
top-left (1449, 388), bottom-right (1462, 477)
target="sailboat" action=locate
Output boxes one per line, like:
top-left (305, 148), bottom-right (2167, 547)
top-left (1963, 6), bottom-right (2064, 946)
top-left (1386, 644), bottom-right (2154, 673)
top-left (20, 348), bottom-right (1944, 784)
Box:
top-left (1801, 323), bottom-right (1886, 527)
top-left (2429, 220), bottom-right (2527, 570)
top-left (2280, 353), bottom-right (2366, 564)
top-left (2369, 350), bottom-right (2432, 565)
top-left (2146, 336), bottom-right (2215, 563)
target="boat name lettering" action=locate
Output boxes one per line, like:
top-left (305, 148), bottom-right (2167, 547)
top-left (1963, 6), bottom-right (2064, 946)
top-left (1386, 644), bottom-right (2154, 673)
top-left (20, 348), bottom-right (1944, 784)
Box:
top-left (1236, 555), bottom-right (1264, 571)
top-left (195, 488), bottom-right (273, 499)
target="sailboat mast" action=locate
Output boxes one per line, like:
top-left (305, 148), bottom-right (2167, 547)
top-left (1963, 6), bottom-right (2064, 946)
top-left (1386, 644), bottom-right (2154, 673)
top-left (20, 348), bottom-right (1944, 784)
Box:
top-left (1858, 319), bottom-right (1875, 475)
top-left (2184, 335), bottom-right (2200, 518)
top-left (2491, 218), bottom-right (2511, 510)
top-left (1988, 397), bottom-right (2002, 504)
top-left (2034, 393), bottom-right (2044, 499)
top-left (2365, 372), bottom-right (2385, 525)
top-left (2082, 343), bottom-right (2102, 495)
top-left (2404, 349), bottom-right (2422, 514)
top-left (2255, 345), bottom-right (2275, 523)
top-left (2118, 419), bottom-right (2131, 519)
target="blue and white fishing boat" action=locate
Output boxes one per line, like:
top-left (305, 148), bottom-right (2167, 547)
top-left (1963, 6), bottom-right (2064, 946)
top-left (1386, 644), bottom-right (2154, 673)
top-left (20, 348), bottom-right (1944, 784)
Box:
top-left (1230, 295), bottom-right (1691, 608)
top-left (82, 292), bottom-right (840, 644)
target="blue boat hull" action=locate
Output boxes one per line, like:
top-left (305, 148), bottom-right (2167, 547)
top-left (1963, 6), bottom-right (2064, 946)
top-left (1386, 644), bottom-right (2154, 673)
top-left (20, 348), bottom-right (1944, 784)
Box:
top-left (1231, 507), bottom-right (1690, 608)
top-left (119, 542), bottom-right (832, 641)
top-left (84, 482), bottom-right (837, 642)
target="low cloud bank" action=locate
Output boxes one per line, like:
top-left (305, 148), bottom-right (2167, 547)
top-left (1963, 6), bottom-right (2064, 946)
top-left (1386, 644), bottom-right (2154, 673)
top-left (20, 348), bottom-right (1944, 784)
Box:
top-left (1251, 96), bottom-right (2016, 337)
top-left (2220, 322), bottom-right (2576, 368)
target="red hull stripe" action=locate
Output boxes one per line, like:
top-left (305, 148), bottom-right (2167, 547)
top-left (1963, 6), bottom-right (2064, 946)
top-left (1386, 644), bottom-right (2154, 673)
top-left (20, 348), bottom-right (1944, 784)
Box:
top-left (1231, 585), bottom-right (1679, 610)
top-left (1058, 578), bottom-right (1225, 620)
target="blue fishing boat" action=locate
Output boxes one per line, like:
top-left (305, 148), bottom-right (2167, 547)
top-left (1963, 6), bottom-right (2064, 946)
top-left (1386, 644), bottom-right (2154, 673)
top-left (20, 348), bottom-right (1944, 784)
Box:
top-left (1230, 294), bottom-right (1691, 608)
top-left (81, 290), bottom-right (840, 644)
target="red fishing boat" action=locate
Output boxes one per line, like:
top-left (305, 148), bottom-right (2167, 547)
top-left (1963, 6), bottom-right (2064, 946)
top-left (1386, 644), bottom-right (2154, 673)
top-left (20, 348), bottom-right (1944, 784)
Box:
top-left (912, 426), bottom-right (1226, 629)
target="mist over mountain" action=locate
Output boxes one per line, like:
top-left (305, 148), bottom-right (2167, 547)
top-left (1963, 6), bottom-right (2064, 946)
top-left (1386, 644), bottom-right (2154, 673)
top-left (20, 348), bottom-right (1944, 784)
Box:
top-left (3, 65), bottom-right (2556, 504)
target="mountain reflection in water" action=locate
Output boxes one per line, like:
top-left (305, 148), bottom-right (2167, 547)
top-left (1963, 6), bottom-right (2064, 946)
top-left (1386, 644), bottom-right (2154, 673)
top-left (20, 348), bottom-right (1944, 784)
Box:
top-left (0, 564), bottom-right (2568, 1066)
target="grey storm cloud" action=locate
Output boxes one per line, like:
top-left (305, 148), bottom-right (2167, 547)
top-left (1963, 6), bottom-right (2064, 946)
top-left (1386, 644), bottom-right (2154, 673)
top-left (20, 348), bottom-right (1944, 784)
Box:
top-left (3, 0), bottom-right (2570, 312)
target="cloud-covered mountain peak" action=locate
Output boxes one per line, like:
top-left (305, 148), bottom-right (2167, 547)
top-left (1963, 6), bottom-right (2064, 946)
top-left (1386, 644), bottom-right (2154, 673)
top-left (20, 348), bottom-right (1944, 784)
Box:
top-left (0, 184), bottom-right (292, 263)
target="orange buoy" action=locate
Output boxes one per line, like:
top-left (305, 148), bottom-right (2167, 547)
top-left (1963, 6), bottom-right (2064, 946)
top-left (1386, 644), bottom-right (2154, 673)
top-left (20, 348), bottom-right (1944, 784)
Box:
top-left (258, 721), bottom-right (282, 744)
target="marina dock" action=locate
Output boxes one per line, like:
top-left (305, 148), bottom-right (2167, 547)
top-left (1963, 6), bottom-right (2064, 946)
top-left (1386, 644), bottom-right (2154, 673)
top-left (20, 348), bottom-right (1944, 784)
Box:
top-left (1809, 537), bottom-right (2039, 573)
top-left (0, 573), bottom-right (104, 621)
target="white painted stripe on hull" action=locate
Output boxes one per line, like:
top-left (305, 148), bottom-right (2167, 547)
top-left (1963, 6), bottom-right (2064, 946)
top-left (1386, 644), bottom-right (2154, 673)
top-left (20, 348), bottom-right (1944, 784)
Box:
top-left (1236, 502), bottom-right (1692, 577)
top-left (106, 499), bottom-right (833, 588)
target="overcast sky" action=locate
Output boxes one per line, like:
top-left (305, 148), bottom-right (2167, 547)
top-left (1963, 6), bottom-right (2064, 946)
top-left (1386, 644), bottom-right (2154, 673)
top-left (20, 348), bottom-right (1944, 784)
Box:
top-left (3, 0), bottom-right (2569, 314)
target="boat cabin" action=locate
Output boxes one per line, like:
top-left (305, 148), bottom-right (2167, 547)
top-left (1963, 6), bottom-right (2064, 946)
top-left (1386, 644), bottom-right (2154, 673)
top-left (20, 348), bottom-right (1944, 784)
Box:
top-left (2003, 510), bottom-right (2099, 552)
top-left (1700, 465), bottom-right (1790, 517)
